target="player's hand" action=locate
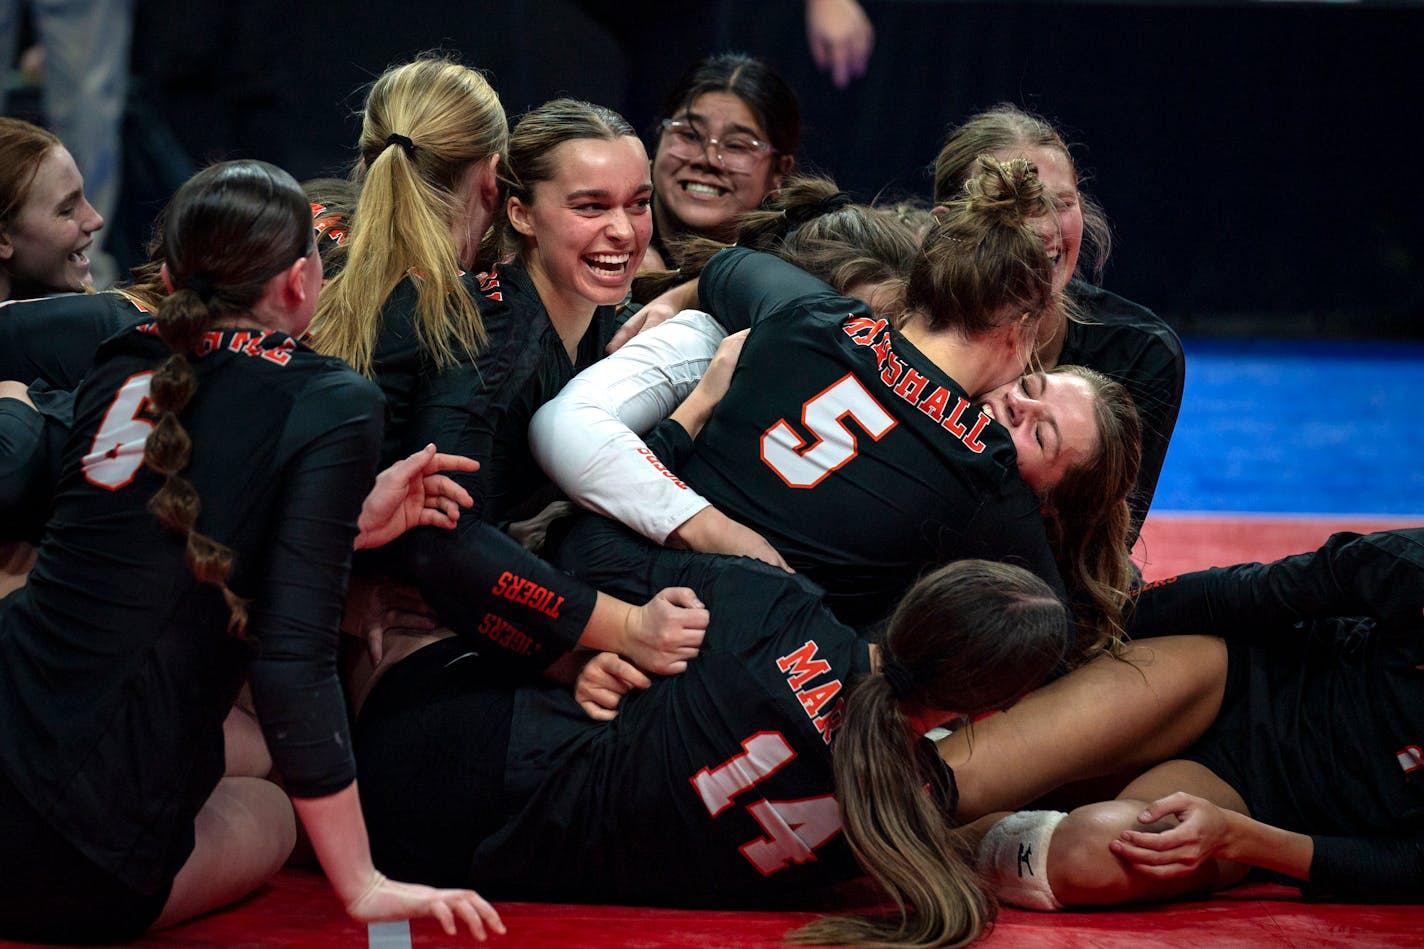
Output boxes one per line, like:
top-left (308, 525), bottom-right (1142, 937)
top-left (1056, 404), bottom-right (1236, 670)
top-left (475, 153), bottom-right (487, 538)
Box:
top-left (1108, 792), bottom-right (1232, 878)
top-left (575, 652), bottom-right (652, 720)
top-left (620, 587), bottom-right (708, 675)
top-left (805, 0), bottom-right (875, 89)
top-left (606, 281), bottom-right (695, 353)
top-left (355, 444), bottom-right (479, 550)
top-left (345, 870), bottom-right (505, 940)
top-left (691, 328), bottom-right (747, 409)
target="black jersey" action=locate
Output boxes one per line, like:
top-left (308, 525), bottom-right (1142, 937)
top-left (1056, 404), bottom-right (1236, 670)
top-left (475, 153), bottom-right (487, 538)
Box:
top-left (687, 247), bottom-right (1065, 628)
top-left (364, 261), bottom-right (613, 665)
top-left (405, 257), bottom-right (618, 525)
top-left (1129, 529), bottom-right (1424, 901)
top-left (0, 291), bottom-right (148, 389)
top-left (0, 322), bottom-right (380, 890)
top-left (357, 550), bottom-right (873, 906)
top-left (1062, 280), bottom-right (1184, 541)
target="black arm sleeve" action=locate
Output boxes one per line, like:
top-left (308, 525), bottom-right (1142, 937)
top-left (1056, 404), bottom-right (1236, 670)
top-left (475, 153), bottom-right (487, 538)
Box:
top-left (700, 247), bottom-right (844, 333)
top-left (1304, 832), bottom-right (1424, 903)
top-left (1128, 529), bottom-right (1424, 639)
top-left (246, 373), bottom-right (383, 799)
top-left (397, 523), bottom-right (598, 668)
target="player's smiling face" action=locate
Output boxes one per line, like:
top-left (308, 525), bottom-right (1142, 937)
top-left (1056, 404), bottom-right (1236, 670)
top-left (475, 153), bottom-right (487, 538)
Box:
top-left (0, 144), bottom-right (104, 297)
top-left (991, 145), bottom-right (1082, 293)
top-left (510, 135), bottom-right (653, 315)
top-left (652, 92), bottom-right (786, 240)
top-left (980, 370), bottom-right (1100, 496)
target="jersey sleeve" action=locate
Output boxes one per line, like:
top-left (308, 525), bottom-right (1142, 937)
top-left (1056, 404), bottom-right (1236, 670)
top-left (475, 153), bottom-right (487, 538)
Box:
top-left (0, 293), bottom-right (140, 389)
top-left (396, 521), bottom-right (598, 667)
top-left (528, 310), bottom-right (726, 543)
top-left (1121, 329), bottom-right (1184, 542)
top-left (1304, 831), bottom-right (1424, 902)
top-left (1127, 529), bottom-right (1424, 640)
top-left (245, 371), bottom-right (384, 798)
top-left (700, 247), bottom-right (841, 333)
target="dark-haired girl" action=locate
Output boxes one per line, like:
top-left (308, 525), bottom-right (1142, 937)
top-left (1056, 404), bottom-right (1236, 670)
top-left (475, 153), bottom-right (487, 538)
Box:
top-left (355, 555), bottom-right (1066, 949)
top-left (0, 160), bottom-right (501, 943)
top-left (644, 52), bottom-right (800, 272)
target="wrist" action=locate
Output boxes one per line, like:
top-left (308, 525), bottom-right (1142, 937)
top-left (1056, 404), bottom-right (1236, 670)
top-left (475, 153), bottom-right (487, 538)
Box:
top-left (668, 505), bottom-right (716, 550)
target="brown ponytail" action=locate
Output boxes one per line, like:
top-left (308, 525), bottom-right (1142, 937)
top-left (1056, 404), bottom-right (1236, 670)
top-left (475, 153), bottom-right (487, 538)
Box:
top-left (790, 560), bottom-right (1066, 948)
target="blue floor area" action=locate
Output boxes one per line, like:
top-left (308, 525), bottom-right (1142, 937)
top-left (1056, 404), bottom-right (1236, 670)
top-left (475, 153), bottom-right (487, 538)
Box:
top-left (1152, 338), bottom-right (1424, 516)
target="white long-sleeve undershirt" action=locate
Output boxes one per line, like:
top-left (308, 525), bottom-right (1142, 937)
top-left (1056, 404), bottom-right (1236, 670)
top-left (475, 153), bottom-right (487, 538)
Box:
top-left (528, 310), bottom-right (727, 544)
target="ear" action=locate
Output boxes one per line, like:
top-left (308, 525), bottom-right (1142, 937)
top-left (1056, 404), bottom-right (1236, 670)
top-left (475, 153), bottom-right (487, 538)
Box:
top-left (281, 254), bottom-right (311, 306)
top-left (159, 262), bottom-right (175, 292)
top-left (0, 226), bottom-right (13, 262)
top-left (930, 204), bottom-right (948, 221)
top-left (506, 195), bottom-right (536, 239)
top-left (771, 153), bottom-right (794, 189)
top-left (479, 153), bottom-right (501, 210)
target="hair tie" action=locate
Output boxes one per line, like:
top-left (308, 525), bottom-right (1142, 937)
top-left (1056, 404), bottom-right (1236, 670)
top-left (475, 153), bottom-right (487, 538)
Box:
top-left (385, 132), bottom-right (416, 157)
top-left (782, 190), bottom-right (853, 231)
top-left (880, 657), bottom-right (917, 699)
top-left (820, 190), bottom-right (852, 214)
top-left (184, 273), bottom-right (214, 302)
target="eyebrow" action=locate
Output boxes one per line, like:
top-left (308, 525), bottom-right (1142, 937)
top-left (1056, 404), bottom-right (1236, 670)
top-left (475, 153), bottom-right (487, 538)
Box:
top-left (678, 110), bottom-right (765, 140)
top-left (57, 188), bottom-right (83, 208)
top-left (565, 183), bottom-right (654, 201)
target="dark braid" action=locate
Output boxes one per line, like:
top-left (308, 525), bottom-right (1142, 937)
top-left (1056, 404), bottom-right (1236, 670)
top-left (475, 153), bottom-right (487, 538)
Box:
top-left (145, 160), bottom-right (314, 634)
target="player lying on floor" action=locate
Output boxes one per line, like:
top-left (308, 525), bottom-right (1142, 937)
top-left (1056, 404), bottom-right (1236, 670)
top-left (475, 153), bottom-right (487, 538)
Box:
top-left (961, 528), bottom-right (1424, 907)
top-left (352, 555), bottom-right (1068, 949)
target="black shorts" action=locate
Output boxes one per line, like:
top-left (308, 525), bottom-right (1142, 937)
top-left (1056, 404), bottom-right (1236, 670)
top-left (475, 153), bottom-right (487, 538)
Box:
top-left (353, 637), bottom-right (515, 888)
top-left (0, 768), bottom-right (171, 944)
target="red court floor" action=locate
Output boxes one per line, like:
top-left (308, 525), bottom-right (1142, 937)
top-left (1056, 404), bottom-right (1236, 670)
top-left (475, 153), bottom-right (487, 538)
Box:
top-left (3, 513), bottom-right (1418, 948)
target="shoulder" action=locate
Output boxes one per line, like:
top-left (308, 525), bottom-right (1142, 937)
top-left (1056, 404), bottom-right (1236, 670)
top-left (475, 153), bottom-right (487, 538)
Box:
top-left (1070, 281), bottom-right (1181, 347)
top-left (1064, 280), bottom-right (1184, 375)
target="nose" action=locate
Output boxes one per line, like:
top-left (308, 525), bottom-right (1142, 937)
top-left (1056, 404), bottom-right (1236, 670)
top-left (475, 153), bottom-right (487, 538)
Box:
top-left (82, 199), bottom-right (104, 234)
top-left (606, 208), bottom-right (633, 242)
top-left (694, 138), bottom-right (727, 170)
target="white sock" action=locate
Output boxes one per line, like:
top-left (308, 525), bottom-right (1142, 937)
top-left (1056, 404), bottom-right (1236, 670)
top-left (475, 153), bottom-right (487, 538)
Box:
top-left (976, 810), bottom-right (1067, 911)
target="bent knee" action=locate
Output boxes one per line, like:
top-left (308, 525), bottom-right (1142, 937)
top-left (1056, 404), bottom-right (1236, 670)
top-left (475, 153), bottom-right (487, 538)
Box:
top-left (1047, 800), bottom-right (1152, 905)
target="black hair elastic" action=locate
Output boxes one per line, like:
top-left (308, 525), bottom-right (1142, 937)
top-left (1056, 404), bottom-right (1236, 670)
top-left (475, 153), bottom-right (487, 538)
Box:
top-left (385, 132), bottom-right (416, 157)
top-left (783, 190), bottom-right (852, 230)
top-left (184, 273), bottom-right (214, 302)
top-left (880, 657), bottom-right (917, 699)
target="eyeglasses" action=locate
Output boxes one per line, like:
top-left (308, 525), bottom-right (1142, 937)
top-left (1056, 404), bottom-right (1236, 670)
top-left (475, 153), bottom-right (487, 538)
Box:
top-left (659, 118), bottom-right (777, 174)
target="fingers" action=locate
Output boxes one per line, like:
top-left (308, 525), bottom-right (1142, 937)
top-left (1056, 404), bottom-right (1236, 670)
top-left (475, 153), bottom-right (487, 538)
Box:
top-left (609, 656), bottom-right (652, 691)
top-left (607, 309), bottom-right (650, 354)
top-left (426, 448), bottom-right (481, 475)
top-left (578, 698), bottom-right (619, 721)
top-left (658, 586), bottom-right (707, 612)
top-left (424, 474), bottom-right (476, 509)
top-left (1139, 792), bottom-right (1191, 824)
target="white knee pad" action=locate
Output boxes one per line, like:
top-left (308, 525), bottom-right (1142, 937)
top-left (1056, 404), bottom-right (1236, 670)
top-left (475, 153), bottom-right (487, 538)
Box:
top-left (975, 810), bottom-right (1067, 911)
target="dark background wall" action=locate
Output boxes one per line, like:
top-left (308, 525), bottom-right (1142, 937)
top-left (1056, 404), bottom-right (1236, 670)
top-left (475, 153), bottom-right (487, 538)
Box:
top-left (123, 0), bottom-right (1422, 338)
